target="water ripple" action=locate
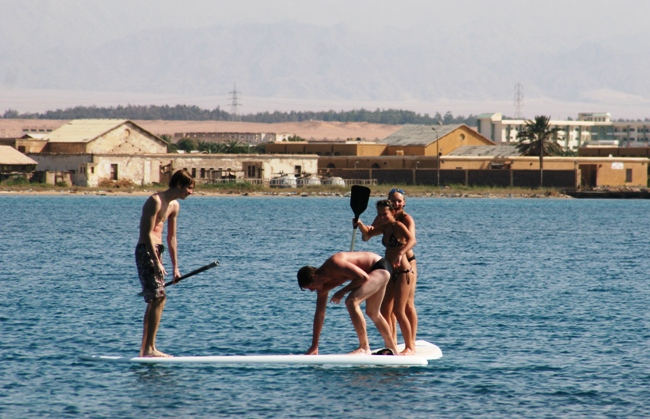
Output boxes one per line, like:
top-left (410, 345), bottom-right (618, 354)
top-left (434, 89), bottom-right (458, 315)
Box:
top-left (1, 196), bottom-right (649, 418)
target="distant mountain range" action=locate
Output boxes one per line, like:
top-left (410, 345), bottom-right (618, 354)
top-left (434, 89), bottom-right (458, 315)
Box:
top-left (3, 3), bottom-right (650, 111)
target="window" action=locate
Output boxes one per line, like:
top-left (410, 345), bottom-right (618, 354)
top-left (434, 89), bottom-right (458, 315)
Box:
top-left (200, 168), bottom-right (206, 178)
top-left (191, 168), bottom-right (196, 178)
top-left (626, 169), bottom-right (633, 183)
top-left (294, 165), bottom-right (301, 175)
top-left (110, 164), bottom-right (118, 180)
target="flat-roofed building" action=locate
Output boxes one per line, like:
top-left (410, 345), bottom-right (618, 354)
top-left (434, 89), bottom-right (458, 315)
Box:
top-left (173, 131), bottom-right (278, 144)
top-left (477, 112), bottom-right (650, 150)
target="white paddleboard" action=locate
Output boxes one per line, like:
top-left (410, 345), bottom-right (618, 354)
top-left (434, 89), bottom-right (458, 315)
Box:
top-left (80, 340), bottom-right (442, 367)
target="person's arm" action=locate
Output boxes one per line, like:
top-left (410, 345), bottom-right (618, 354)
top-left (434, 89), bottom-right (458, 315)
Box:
top-left (306, 290), bottom-right (329, 355)
top-left (330, 278), bottom-right (365, 304)
top-left (166, 202), bottom-right (181, 281)
top-left (140, 197), bottom-right (166, 276)
top-left (389, 222), bottom-right (417, 268)
top-left (330, 261), bottom-right (369, 303)
top-left (396, 220), bottom-right (417, 256)
top-left (403, 214), bottom-right (417, 245)
top-left (355, 216), bottom-right (383, 241)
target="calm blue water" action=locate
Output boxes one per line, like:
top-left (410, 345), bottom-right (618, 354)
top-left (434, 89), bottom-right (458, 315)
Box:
top-left (1, 194), bottom-right (649, 418)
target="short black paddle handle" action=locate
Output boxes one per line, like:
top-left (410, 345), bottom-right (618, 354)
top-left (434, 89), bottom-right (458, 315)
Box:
top-left (163, 261), bottom-right (219, 288)
top-left (350, 185), bottom-right (371, 251)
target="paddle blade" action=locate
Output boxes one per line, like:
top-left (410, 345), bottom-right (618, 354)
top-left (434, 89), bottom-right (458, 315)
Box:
top-left (350, 185), bottom-right (371, 219)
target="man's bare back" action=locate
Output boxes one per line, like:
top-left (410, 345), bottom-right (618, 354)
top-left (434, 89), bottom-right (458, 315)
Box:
top-left (310, 252), bottom-right (380, 291)
top-left (298, 251), bottom-right (399, 356)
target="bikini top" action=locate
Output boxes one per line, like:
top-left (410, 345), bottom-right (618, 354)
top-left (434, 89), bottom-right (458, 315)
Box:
top-left (382, 232), bottom-right (403, 248)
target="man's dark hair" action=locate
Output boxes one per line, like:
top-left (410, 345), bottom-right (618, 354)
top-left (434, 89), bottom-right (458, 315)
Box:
top-left (169, 169), bottom-right (195, 188)
top-left (297, 266), bottom-right (317, 290)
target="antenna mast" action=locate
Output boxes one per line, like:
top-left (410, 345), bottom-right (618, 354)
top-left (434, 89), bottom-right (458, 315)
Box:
top-left (514, 82), bottom-right (524, 119)
top-left (229, 82), bottom-right (241, 121)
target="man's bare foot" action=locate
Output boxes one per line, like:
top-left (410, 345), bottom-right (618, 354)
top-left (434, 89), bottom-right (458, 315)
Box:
top-left (348, 347), bottom-right (371, 355)
top-left (400, 347), bottom-right (416, 355)
top-left (140, 349), bottom-right (173, 358)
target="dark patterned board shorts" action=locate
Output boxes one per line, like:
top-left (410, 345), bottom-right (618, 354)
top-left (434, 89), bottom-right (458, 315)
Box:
top-left (135, 243), bottom-right (165, 303)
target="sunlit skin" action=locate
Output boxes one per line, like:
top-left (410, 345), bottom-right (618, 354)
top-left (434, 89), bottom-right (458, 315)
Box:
top-left (354, 201), bottom-right (417, 353)
top-left (387, 191), bottom-right (419, 346)
top-left (300, 252), bottom-right (399, 356)
top-left (138, 180), bottom-right (193, 358)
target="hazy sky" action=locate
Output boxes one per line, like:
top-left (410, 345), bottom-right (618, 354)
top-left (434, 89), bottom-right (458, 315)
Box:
top-left (53, 0), bottom-right (647, 38)
top-left (10, 0), bottom-right (645, 42)
top-left (3, 0), bottom-right (650, 118)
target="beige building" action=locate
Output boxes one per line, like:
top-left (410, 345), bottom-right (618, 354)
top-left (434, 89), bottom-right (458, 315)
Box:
top-left (266, 124), bottom-right (494, 158)
top-left (0, 145), bottom-right (38, 181)
top-left (268, 123), bottom-right (647, 188)
top-left (27, 119), bottom-right (167, 186)
top-left (319, 153), bottom-right (647, 188)
top-left (159, 153), bottom-right (318, 185)
top-left (26, 119), bottom-right (317, 187)
top-left (173, 131), bottom-right (279, 144)
top-left (375, 123), bottom-right (494, 156)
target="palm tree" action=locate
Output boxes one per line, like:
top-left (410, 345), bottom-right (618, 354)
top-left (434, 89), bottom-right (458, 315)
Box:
top-left (197, 140), bottom-right (226, 154)
top-left (516, 115), bottom-right (563, 187)
top-left (223, 140), bottom-right (248, 154)
top-left (160, 135), bottom-right (179, 153)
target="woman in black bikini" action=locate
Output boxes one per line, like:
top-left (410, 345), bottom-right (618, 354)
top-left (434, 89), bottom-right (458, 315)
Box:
top-left (386, 189), bottom-right (418, 348)
top-left (355, 199), bottom-right (417, 354)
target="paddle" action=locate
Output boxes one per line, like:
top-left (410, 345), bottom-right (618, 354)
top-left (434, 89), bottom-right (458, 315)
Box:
top-left (137, 261), bottom-right (219, 296)
top-left (350, 185), bottom-right (371, 251)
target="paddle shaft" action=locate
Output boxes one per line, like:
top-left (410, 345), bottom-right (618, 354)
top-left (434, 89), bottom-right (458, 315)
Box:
top-left (163, 261), bottom-right (219, 288)
top-left (137, 261), bottom-right (219, 296)
top-left (350, 227), bottom-right (358, 251)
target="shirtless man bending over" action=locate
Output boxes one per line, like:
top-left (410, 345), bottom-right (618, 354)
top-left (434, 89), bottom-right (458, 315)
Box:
top-left (135, 169), bottom-right (194, 357)
top-left (297, 251), bottom-right (399, 356)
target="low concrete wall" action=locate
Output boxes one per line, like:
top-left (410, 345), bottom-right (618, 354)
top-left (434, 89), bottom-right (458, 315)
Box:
top-left (323, 168), bottom-right (577, 188)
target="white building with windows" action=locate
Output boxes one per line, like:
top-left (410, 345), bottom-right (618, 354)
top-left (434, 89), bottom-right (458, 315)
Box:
top-left (477, 112), bottom-right (650, 150)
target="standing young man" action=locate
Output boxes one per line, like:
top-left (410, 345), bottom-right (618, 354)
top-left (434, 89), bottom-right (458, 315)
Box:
top-left (135, 169), bottom-right (194, 357)
top-left (297, 251), bottom-right (399, 356)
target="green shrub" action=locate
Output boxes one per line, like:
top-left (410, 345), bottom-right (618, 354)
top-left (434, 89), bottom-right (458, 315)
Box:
top-left (5, 176), bottom-right (30, 186)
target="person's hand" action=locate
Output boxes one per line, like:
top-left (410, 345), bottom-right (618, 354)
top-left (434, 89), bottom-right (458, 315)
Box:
top-left (305, 345), bottom-right (318, 355)
top-left (172, 267), bottom-right (181, 284)
top-left (391, 254), bottom-right (403, 269)
top-left (156, 261), bottom-right (167, 277)
top-left (352, 218), bottom-right (360, 228)
top-left (330, 290), bottom-right (345, 304)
